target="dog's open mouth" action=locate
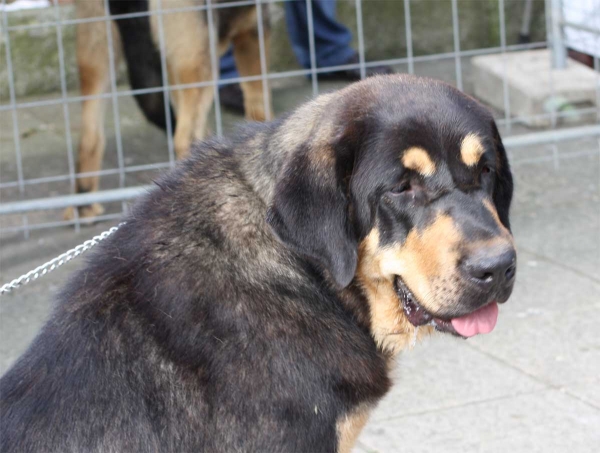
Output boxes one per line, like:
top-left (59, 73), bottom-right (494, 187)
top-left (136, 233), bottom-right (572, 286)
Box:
top-left (393, 277), bottom-right (499, 338)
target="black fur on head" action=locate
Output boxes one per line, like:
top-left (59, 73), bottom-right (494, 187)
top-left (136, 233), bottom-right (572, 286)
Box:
top-left (267, 76), bottom-right (515, 293)
top-left (266, 101), bottom-right (367, 288)
top-left (491, 121), bottom-right (513, 230)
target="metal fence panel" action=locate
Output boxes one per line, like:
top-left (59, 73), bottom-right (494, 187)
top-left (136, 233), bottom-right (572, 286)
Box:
top-left (0, 0), bottom-right (598, 239)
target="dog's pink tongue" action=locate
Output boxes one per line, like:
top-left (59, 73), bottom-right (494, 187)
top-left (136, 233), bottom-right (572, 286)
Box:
top-left (451, 302), bottom-right (499, 337)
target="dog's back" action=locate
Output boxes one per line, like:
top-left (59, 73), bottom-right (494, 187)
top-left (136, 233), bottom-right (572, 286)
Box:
top-left (0, 124), bottom-right (388, 452)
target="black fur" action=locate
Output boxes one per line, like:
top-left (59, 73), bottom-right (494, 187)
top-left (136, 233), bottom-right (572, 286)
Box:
top-left (491, 121), bottom-right (513, 230)
top-left (1, 129), bottom-right (389, 453)
top-left (108, 0), bottom-right (176, 132)
top-left (266, 143), bottom-right (359, 289)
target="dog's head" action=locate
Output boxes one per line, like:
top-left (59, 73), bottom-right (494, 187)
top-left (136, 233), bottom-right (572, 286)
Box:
top-left (267, 75), bottom-right (516, 353)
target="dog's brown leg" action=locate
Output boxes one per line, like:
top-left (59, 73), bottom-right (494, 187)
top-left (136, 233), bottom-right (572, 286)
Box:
top-left (65, 23), bottom-right (109, 220)
top-left (170, 62), bottom-right (214, 159)
top-left (191, 82), bottom-right (215, 145)
top-left (76, 64), bottom-right (107, 193)
top-left (232, 28), bottom-right (273, 122)
top-left (65, 9), bottom-right (121, 220)
top-left (154, 2), bottom-right (213, 158)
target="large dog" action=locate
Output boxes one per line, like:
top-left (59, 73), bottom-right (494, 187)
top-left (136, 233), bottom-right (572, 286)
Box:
top-left (1, 75), bottom-right (516, 452)
top-left (68, 0), bottom-right (271, 219)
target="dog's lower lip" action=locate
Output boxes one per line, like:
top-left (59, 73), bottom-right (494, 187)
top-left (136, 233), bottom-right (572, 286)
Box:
top-left (393, 277), bottom-right (465, 338)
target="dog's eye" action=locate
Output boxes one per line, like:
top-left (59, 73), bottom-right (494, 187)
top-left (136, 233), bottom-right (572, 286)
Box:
top-left (481, 165), bottom-right (492, 175)
top-left (390, 181), bottom-right (412, 195)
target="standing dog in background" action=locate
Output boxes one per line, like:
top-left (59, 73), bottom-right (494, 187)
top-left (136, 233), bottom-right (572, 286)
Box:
top-left (67, 0), bottom-right (271, 219)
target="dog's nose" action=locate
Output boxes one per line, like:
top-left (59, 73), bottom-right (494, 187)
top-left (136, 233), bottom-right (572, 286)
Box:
top-left (462, 245), bottom-right (516, 288)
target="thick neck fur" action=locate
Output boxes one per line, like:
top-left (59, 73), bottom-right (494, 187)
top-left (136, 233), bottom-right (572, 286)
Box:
top-left (233, 98), bottom-right (378, 347)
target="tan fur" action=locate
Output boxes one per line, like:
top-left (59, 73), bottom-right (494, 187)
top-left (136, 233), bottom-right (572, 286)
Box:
top-left (232, 27), bottom-right (273, 122)
top-left (64, 204), bottom-right (104, 222)
top-left (65, 0), bottom-right (122, 221)
top-left (68, 0), bottom-right (272, 218)
top-left (379, 214), bottom-right (463, 313)
top-left (150, 0), bottom-right (213, 157)
top-left (357, 229), bottom-right (434, 356)
top-left (220, 8), bottom-right (272, 122)
top-left (465, 235), bottom-right (513, 255)
top-left (401, 147), bottom-right (436, 176)
top-left (460, 133), bottom-right (485, 167)
top-left (336, 404), bottom-right (372, 453)
top-left (355, 190), bottom-right (515, 354)
top-left (356, 213), bottom-right (465, 354)
top-left (151, 0), bottom-right (271, 153)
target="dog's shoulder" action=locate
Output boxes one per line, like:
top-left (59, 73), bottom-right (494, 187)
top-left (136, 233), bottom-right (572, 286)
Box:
top-left (1, 122), bottom-right (390, 451)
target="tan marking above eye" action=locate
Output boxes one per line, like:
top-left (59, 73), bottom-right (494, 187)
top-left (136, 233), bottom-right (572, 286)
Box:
top-left (401, 147), bottom-right (436, 177)
top-left (460, 133), bottom-right (485, 167)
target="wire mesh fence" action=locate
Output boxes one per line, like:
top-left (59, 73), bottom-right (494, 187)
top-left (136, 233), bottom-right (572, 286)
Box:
top-left (0, 0), bottom-right (599, 240)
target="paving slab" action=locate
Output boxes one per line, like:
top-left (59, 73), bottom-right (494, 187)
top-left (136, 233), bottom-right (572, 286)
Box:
top-left (472, 49), bottom-right (599, 127)
top-left (513, 204), bottom-right (600, 280)
top-left (510, 145), bottom-right (599, 208)
top-left (504, 250), bottom-right (600, 315)
top-left (511, 192), bottom-right (599, 275)
top-left (468, 300), bottom-right (600, 390)
top-left (368, 335), bottom-right (544, 422)
top-left (509, 150), bottom-right (600, 280)
top-left (564, 377), bottom-right (600, 409)
top-left (0, 222), bottom-right (110, 374)
top-left (358, 390), bottom-right (600, 453)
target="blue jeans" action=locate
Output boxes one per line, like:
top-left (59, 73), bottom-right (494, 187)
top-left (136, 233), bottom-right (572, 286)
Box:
top-left (220, 0), bottom-right (355, 81)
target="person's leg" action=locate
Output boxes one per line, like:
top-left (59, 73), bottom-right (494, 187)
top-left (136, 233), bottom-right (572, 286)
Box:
top-left (219, 47), bottom-right (240, 80)
top-left (219, 47), bottom-right (245, 114)
top-left (284, 0), bottom-right (392, 80)
top-left (284, 0), bottom-right (355, 68)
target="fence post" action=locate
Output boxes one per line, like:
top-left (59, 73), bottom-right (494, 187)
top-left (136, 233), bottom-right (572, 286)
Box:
top-left (550, 0), bottom-right (567, 68)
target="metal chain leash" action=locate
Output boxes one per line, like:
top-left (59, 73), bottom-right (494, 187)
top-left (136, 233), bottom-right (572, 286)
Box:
top-left (0, 222), bottom-right (126, 296)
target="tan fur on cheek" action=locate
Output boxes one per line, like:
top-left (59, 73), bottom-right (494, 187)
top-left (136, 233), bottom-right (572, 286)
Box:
top-left (357, 216), bottom-right (465, 355)
top-left (461, 133), bottom-right (485, 167)
top-left (357, 229), bottom-right (434, 356)
top-left (379, 215), bottom-right (462, 312)
top-left (401, 147), bottom-right (436, 176)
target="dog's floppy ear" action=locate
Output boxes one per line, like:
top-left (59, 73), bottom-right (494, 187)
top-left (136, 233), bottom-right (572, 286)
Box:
top-left (491, 121), bottom-right (513, 230)
top-left (266, 123), bottom-right (361, 288)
